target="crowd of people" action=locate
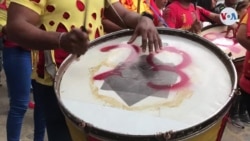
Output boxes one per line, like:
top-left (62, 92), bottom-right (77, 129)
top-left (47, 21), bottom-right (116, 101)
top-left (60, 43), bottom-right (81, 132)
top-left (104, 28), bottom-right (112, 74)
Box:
top-left (0, 0), bottom-right (250, 141)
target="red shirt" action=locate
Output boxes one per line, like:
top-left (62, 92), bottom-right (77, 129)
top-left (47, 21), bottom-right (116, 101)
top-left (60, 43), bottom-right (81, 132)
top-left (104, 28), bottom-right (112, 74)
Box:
top-left (239, 8), bottom-right (250, 94)
top-left (163, 1), bottom-right (210, 29)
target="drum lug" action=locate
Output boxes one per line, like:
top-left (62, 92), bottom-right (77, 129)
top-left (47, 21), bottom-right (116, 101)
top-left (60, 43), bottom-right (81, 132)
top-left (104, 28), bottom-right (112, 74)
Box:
top-left (156, 130), bottom-right (173, 141)
top-left (227, 52), bottom-right (234, 60)
top-left (234, 88), bottom-right (241, 96)
top-left (77, 120), bottom-right (95, 135)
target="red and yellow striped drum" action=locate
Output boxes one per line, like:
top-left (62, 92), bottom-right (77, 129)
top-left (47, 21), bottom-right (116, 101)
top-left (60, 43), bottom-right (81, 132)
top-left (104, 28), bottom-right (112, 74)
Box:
top-left (55, 29), bottom-right (237, 141)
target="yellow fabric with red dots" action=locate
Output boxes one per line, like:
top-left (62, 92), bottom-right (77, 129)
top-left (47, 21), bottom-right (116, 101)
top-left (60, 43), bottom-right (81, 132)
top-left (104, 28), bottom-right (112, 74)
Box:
top-left (0, 0), bottom-right (9, 30)
top-left (11, 0), bottom-right (118, 40)
top-left (10, 0), bottom-right (118, 86)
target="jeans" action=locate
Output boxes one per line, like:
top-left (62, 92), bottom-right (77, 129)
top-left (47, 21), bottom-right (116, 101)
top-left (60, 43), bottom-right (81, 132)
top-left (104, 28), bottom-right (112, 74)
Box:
top-left (32, 80), bottom-right (46, 141)
top-left (31, 80), bottom-right (72, 141)
top-left (3, 47), bottom-right (45, 141)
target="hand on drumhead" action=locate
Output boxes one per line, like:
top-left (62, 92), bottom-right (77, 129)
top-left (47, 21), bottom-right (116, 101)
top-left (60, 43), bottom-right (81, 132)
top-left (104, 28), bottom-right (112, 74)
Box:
top-left (128, 16), bottom-right (162, 53)
top-left (189, 19), bottom-right (202, 34)
top-left (59, 28), bottom-right (91, 56)
top-left (226, 23), bottom-right (238, 38)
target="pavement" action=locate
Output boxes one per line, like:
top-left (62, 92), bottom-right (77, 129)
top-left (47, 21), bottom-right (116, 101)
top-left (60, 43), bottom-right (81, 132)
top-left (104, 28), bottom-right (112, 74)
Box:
top-left (0, 70), bottom-right (250, 141)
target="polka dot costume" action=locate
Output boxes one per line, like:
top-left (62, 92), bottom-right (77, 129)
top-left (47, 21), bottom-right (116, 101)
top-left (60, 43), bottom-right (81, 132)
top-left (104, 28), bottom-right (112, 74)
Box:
top-left (10, 0), bottom-right (118, 86)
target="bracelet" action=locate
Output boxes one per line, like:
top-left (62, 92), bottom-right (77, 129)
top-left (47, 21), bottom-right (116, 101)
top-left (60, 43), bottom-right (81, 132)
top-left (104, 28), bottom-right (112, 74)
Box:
top-left (141, 11), bottom-right (154, 21)
top-left (58, 32), bottom-right (66, 49)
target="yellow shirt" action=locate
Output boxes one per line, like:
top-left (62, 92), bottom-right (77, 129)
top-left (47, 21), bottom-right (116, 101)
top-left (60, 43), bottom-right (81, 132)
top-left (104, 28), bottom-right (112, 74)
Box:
top-left (0, 0), bottom-right (9, 29)
top-left (241, 13), bottom-right (248, 24)
top-left (11, 0), bottom-right (119, 86)
top-left (120, 0), bottom-right (152, 14)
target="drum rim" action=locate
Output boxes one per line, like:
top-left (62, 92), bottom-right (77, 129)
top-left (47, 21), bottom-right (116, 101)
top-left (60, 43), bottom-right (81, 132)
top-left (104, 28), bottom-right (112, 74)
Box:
top-left (54, 28), bottom-right (238, 141)
top-left (201, 24), bottom-right (226, 32)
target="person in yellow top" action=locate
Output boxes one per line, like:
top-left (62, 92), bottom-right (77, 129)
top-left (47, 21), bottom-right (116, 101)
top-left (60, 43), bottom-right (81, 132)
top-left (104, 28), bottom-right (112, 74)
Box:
top-left (0, 0), bottom-right (6, 86)
top-left (0, 0), bottom-right (46, 141)
top-left (6, 0), bottom-right (162, 141)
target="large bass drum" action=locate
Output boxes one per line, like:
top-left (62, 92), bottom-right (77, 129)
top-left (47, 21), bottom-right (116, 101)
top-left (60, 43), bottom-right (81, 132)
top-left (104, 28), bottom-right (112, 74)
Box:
top-left (55, 28), bottom-right (237, 141)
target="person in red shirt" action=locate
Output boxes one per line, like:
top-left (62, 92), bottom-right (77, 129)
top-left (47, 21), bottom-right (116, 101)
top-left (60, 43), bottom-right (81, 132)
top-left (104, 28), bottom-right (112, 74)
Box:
top-left (163, 0), bottom-right (221, 33)
top-left (236, 4), bottom-right (250, 125)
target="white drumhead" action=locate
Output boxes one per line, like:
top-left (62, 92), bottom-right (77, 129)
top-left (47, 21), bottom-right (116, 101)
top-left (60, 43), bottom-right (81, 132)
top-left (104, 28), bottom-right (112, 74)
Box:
top-left (200, 25), bottom-right (246, 60)
top-left (57, 30), bottom-right (235, 136)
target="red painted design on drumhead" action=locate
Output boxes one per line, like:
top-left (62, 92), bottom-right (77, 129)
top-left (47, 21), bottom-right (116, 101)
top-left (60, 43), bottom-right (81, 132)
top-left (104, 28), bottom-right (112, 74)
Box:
top-left (146, 47), bottom-right (191, 90)
top-left (94, 45), bottom-right (191, 90)
top-left (203, 31), bottom-right (241, 53)
top-left (76, 0), bottom-right (85, 11)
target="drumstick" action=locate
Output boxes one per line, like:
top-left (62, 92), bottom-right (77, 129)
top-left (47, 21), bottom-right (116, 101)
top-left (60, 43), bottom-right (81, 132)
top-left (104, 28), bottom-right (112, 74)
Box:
top-left (137, 0), bottom-right (141, 13)
top-left (76, 0), bottom-right (89, 58)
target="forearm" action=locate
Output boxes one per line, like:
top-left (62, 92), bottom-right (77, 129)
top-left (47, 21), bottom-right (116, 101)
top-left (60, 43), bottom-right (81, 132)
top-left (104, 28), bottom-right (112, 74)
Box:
top-left (122, 11), bottom-right (141, 28)
top-left (102, 18), bottom-right (123, 33)
top-left (237, 37), bottom-right (250, 51)
top-left (7, 21), bottom-right (60, 50)
top-left (211, 13), bottom-right (222, 24)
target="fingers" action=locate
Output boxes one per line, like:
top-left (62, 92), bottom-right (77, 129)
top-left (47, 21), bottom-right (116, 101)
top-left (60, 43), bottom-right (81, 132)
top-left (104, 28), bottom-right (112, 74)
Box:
top-left (60, 28), bottom-right (90, 55)
top-left (154, 34), bottom-right (162, 52)
top-left (128, 30), bottom-right (138, 44)
top-left (225, 29), bottom-right (230, 38)
top-left (147, 32), bottom-right (154, 53)
top-left (129, 28), bottom-right (161, 53)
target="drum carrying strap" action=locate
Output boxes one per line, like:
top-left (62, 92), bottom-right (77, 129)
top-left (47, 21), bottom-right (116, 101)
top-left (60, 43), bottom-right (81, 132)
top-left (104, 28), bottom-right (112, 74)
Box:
top-left (44, 50), bottom-right (57, 79)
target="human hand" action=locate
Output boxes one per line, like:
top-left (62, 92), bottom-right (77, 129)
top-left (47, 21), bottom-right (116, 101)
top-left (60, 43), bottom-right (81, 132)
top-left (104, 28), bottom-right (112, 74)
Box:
top-left (226, 23), bottom-right (238, 38)
top-left (189, 19), bottom-right (202, 34)
top-left (128, 16), bottom-right (162, 53)
top-left (59, 28), bottom-right (90, 57)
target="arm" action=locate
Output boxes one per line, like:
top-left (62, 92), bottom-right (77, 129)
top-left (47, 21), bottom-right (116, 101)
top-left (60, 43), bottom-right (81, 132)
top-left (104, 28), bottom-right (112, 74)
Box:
top-left (207, 12), bottom-right (222, 24)
top-left (7, 3), bottom-right (60, 50)
top-left (198, 6), bottom-right (222, 24)
top-left (6, 2), bottom-right (88, 55)
top-left (236, 23), bottom-right (250, 50)
top-left (105, 2), bottom-right (162, 52)
top-left (102, 17), bottom-right (123, 33)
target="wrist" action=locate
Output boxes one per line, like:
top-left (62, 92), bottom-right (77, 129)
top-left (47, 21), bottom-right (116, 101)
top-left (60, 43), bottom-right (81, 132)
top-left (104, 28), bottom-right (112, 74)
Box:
top-left (58, 32), bottom-right (66, 49)
top-left (141, 12), bottom-right (154, 21)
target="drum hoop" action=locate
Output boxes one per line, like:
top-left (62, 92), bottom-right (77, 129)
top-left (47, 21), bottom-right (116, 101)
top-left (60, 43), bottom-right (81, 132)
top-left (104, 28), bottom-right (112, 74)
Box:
top-left (233, 56), bottom-right (245, 63)
top-left (54, 28), bottom-right (238, 141)
top-left (201, 24), bottom-right (226, 32)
